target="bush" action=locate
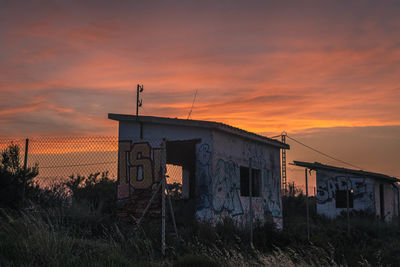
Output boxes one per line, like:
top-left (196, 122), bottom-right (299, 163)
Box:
top-left (64, 172), bottom-right (117, 215)
top-left (0, 143), bottom-right (39, 209)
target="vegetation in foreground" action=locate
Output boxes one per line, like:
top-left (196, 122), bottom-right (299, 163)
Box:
top-left (0, 143), bottom-right (400, 266)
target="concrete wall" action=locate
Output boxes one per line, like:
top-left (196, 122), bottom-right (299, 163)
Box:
top-left (117, 121), bottom-right (282, 228)
top-left (316, 170), bottom-right (375, 218)
top-left (374, 182), bottom-right (399, 221)
top-left (119, 121), bottom-right (212, 142)
top-left (117, 121), bottom-right (213, 219)
top-left (202, 130), bottom-right (282, 228)
top-left (316, 169), bottom-right (399, 221)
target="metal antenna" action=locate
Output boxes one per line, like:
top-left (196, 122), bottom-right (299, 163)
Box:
top-left (187, 89), bottom-right (198, 120)
top-left (136, 84), bottom-right (143, 117)
top-left (281, 132), bottom-right (287, 192)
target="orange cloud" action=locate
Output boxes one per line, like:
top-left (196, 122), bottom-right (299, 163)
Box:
top-left (1, 0), bottom-right (400, 138)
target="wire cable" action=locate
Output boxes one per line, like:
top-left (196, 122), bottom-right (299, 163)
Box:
top-left (286, 134), bottom-right (363, 170)
top-left (268, 134), bottom-right (282, 139)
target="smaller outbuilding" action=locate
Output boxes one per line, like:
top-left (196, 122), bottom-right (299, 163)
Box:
top-left (293, 161), bottom-right (400, 221)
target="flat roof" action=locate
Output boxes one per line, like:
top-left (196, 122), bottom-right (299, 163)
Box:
top-left (108, 113), bottom-right (289, 149)
top-left (292, 161), bottom-right (399, 183)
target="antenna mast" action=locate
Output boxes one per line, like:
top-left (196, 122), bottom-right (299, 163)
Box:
top-left (187, 89), bottom-right (198, 120)
top-left (281, 132), bottom-right (287, 193)
top-left (136, 84), bottom-right (143, 117)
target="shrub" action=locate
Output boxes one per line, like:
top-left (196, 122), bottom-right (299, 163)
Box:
top-left (64, 172), bottom-right (117, 215)
top-left (0, 143), bottom-right (39, 209)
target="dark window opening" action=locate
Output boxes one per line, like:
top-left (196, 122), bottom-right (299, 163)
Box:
top-left (240, 166), bottom-right (261, 197)
top-left (335, 190), bottom-right (354, 208)
top-left (166, 139), bottom-right (199, 200)
top-left (379, 184), bottom-right (385, 219)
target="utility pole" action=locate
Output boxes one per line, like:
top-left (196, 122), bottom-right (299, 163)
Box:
top-left (161, 140), bottom-right (166, 256)
top-left (249, 157), bottom-right (253, 248)
top-left (281, 132), bottom-right (287, 193)
top-left (136, 84), bottom-right (143, 117)
top-left (305, 168), bottom-right (310, 241)
top-left (347, 180), bottom-right (351, 235)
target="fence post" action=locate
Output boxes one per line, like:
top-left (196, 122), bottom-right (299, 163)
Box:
top-left (161, 139), bottom-right (166, 256)
top-left (249, 157), bottom-right (253, 247)
top-left (305, 168), bottom-right (310, 241)
top-left (346, 180), bottom-right (350, 235)
top-left (165, 177), bottom-right (178, 238)
top-left (22, 138), bottom-right (29, 202)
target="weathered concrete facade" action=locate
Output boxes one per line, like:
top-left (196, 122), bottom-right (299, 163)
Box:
top-left (109, 114), bottom-right (288, 228)
top-left (294, 161), bottom-right (400, 221)
top-left (209, 131), bottom-right (283, 227)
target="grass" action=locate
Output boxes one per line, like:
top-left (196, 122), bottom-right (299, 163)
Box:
top-left (0, 204), bottom-right (340, 266)
top-left (0, 208), bottom-right (130, 266)
top-left (0, 174), bottom-right (400, 266)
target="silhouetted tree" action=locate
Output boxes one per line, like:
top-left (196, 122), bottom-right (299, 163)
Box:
top-left (0, 143), bottom-right (38, 208)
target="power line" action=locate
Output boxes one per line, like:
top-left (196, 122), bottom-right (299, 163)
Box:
top-left (268, 134), bottom-right (282, 139)
top-left (286, 135), bottom-right (363, 169)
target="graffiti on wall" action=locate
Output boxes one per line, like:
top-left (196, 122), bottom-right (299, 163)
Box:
top-left (196, 143), bottom-right (244, 218)
top-left (262, 168), bottom-right (282, 217)
top-left (195, 140), bottom-right (282, 222)
top-left (246, 144), bottom-right (282, 218)
top-left (213, 159), bottom-right (243, 215)
top-left (195, 143), bottom-right (213, 219)
top-left (316, 175), bottom-right (372, 206)
top-left (117, 141), bottom-right (162, 199)
top-left (196, 139), bottom-right (282, 223)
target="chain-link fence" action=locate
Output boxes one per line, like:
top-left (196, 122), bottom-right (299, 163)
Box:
top-left (0, 136), bottom-right (189, 191)
top-left (0, 136), bottom-right (118, 188)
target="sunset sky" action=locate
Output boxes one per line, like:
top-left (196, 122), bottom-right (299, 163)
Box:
top-left (1, 0), bottom-right (399, 186)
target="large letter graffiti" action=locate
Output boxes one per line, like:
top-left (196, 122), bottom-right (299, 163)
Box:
top-left (117, 141), bottom-right (162, 199)
top-left (316, 175), bottom-right (371, 206)
top-left (213, 159), bottom-right (243, 216)
top-left (129, 143), bottom-right (153, 189)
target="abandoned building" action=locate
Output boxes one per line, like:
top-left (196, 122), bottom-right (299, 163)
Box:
top-left (108, 114), bottom-right (289, 228)
top-left (293, 161), bottom-right (400, 221)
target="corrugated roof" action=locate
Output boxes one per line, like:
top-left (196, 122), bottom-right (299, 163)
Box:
top-left (108, 113), bottom-right (289, 149)
top-left (292, 161), bottom-right (399, 183)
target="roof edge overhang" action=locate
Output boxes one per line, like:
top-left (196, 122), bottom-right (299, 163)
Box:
top-left (108, 113), bottom-right (289, 149)
top-left (292, 160), bottom-right (399, 184)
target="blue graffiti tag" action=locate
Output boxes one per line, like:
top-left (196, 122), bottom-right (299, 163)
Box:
top-left (213, 159), bottom-right (243, 216)
top-left (195, 143), bottom-right (212, 217)
top-left (262, 168), bottom-right (282, 217)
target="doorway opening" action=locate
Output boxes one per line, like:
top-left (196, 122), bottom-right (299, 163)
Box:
top-left (166, 139), bottom-right (199, 200)
top-left (165, 139), bottom-right (199, 224)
